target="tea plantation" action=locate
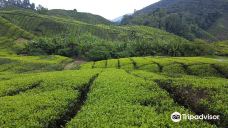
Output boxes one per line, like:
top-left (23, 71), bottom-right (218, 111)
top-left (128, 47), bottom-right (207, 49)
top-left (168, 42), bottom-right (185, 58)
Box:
top-left (0, 55), bottom-right (227, 128)
top-left (0, 5), bottom-right (228, 128)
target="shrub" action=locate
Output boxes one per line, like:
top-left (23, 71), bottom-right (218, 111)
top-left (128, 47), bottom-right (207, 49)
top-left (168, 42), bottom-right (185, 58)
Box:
top-left (187, 64), bottom-right (221, 77)
top-left (163, 64), bottom-right (186, 77)
top-left (138, 64), bottom-right (160, 72)
top-left (85, 46), bottom-right (112, 61)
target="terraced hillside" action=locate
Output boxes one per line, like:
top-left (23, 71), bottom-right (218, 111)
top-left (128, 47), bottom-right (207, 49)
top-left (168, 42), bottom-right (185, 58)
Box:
top-left (213, 40), bottom-right (228, 56)
top-left (0, 55), bottom-right (72, 75)
top-left (0, 9), bottom-right (189, 41)
top-left (81, 57), bottom-right (228, 78)
top-left (0, 5), bottom-right (227, 128)
top-left (0, 56), bottom-right (227, 127)
top-left (46, 9), bottom-right (112, 25)
top-left (0, 16), bottom-right (33, 51)
top-left (0, 16), bottom-right (33, 39)
top-left (0, 9), bottom-right (215, 61)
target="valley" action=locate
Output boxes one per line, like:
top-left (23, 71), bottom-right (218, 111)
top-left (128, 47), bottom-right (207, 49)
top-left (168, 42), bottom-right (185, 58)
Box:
top-left (0, 0), bottom-right (227, 127)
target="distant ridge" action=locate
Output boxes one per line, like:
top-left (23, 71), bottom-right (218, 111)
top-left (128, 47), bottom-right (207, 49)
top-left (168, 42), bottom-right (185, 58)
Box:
top-left (121, 0), bottom-right (228, 41)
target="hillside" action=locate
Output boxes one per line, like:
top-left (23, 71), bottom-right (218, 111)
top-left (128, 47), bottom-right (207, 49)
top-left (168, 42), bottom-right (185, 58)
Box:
top-left (213, 40), bottom-right (228, 56)
top-left (121, 0), bottom-right (228, 41)
top-left (0, 56), bottom-right (227, 127)
top-left (0, 9), bottom-right (111, 26)
top-left (0, 1), bottom-right (228, 127)
top-left (46, 9), bottom-right (112, 25)
top-left (0, 9), bottom-right (215, 61)
top-left (0, 15), bottom-right (34, 54)
top-left (0, 16), bottom-right (33, 39)
top-left (0, 9), bottom-right (182, 38)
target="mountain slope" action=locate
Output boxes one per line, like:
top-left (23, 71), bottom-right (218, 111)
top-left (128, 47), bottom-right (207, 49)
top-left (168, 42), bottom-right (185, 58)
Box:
top-left (46, 9), bottom-right (111, 25)
top-left (112, 16), bottom-right (123, 23)
top-left (0, 9), bottom-right (189, 41)
top-left (121, 0), bottom-right (228, 41)
top-left (137, 0), bottom-right (228, 15)
top-left (0, 16), bottom-right (33, 39)
top-left (0, 16), bottom-right (33, 52)
top-left (0, 9), bottom-right (214, 60)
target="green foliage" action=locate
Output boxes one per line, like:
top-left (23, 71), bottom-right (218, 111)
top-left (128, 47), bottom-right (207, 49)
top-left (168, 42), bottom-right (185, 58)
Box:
top-left (0, 16), bottom-right (33, 39)
top-left (0, 10), bottom-right (216, 60)
top-left (158, 76), bottom-right (228, 127)
top-left (187, 64), bottom-right (221, 77)
top-left (24, 35), bottom-right (214, 60)
top-left (0, 76), bottom-right (41, 97)
top-left (93, 60), bottom-right (107, 68)
top-left (119, 58), bottom-right (134, 70)
top-left (66, 69), bottom-right (213, 127)
top-left (0, 55), bottom-right (72, 74)
top-left (0, 56), bottom-right (227, 127)
top-left (130, 70), bottom-right (167, 81)
top-left (1, 90), bottom-right (78, 127)
top-left (106, 59), bottom-right (118, 68)
top-left (36, 5), bottom-right (48, 14)
top-left (207, 14), bottom-right (228, 40)
top-left (82, 56), bottom-right (228, 78)
top-left (131, 57), bottom-right (160, 72)
top-left (22, 37), bottom-right (80, 56)
top-left (213, 40), bottom-right (228, 56)
top-left (138, 64), bottom-right (160, 72)
top-left (121, 0), bottom-right (228, 41)
top-left (131, 57), bottom-right (152, 67)
top-left (0, 0), bottom-right (35, 10)
top-left (0, 5), bottom-right (227, 127)
top-left (46, 9), bottom-right (111, 25)
top-left (163, 64), bottom-right (186, 77)
top-left (85, 45), bottom-right (113, 61)
top-left (213, 63), bottom-right (228, 78)
top-left (0, 69), bottom-right (100, 127)
top-left (80, 62), bottom-right (94, 69)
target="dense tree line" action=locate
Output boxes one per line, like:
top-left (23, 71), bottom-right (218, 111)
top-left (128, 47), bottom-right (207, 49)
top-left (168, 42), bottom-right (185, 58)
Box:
top-left (0, 0), bottom-right (35, 9)
top-left (0, 0), bottom-right (47, 13)
top-left (121, 9), bottom-right (220, 41)
top-left (16, 34), bottom-right (214, 61)
top-left (121, 0), bottom-right (228, 41)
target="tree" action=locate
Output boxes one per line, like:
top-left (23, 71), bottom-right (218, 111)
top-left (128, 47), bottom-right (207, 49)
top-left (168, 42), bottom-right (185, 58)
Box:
top-left (86, 46), bottom-right (112, 61)
top-left (36, 4), bottom-right (48, 14)
top-left (30, 3), bottom-right (35, 10)
top-left (0, 0), bottom-right (36, 10)
top-left (15, 0), bottom-right (22, 5)
top-left (22, 0), bottom-right (30, 8)
top-left (0, 0), bottom-right (6, 7)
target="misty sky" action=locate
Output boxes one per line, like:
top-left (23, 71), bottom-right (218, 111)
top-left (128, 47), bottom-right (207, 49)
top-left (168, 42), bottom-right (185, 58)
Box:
top-left (30, 0), bottom-right (159, 20)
